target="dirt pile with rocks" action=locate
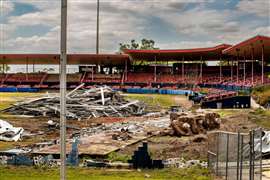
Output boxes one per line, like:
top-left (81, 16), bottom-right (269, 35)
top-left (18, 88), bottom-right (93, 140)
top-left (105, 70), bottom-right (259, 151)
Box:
top-left (169, 111), bottom-right (221, 137)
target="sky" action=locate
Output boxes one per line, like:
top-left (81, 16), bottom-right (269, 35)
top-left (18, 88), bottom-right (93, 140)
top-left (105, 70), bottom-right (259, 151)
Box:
top-left (0, 0), bottom-right (269, 55)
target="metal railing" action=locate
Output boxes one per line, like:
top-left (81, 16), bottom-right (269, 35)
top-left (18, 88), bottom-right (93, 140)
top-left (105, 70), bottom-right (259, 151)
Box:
top-left (208, 129), bottom-right (262, 180)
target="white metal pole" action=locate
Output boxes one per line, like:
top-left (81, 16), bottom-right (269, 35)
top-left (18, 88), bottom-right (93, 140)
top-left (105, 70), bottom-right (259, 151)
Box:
top-left (200, 56), bottom-right (203, 82)
top-left (252, 48), bottom-right (254, 85)
top-left (60, 0), bottom-right (67, 179)
top-left (96, 0), bottom-right (100, 54)
top-left (262, 45), bottom-right (264, 84)
top-left (219, 58), bottom-right (222, 82)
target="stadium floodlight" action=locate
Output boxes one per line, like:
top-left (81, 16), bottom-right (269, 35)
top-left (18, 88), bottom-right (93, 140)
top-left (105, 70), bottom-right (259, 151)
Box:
top-left (60, 0), bottom-right (67, 179)
top-left (96, 0), bottom-right (100, 54)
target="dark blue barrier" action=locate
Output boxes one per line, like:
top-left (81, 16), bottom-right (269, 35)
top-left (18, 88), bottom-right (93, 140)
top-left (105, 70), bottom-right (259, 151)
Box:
top-left (125, 88), bottom-right (194, 95)
top-left (0, 87), bottom-right (39, 92)
top-left (202, 96), bottom-right (251, 109)
top-left (0, 87), bottom-right (17, 92)
top-left (17, 88), bottom-right (39, 92)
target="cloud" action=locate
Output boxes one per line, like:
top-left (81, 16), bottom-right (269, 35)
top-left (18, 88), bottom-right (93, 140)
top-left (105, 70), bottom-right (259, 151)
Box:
top-left (236, 0), bottom-right (270, 17)
top-left (1, 0), bottom-right (270, 54)
top-left (157, 6), bottom-right (241, 37)
top-left (1, 1), bottom-right (14, 15)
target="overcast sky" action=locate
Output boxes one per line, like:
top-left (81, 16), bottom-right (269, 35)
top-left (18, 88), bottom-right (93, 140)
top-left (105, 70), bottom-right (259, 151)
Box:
top-left (0, 0), bottom-right (269, 54)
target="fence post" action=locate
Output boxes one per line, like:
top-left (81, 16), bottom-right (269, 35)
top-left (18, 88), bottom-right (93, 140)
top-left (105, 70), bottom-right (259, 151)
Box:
top-left (249, 130), bottom-right (254, 180)
top-left (260, 128), bottom-right (262, 180)
top-left (237, 131), bottom-right (240, 180)
top-left (226, 133), bottom-right (229, 180)
top-left (240, 134), bottom-right (243, 180)
top-left (216, 132), bottom-right (219, 176)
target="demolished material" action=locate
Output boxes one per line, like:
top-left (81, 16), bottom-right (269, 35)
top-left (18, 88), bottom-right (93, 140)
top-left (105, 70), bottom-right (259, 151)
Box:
top-left (3, 85), bottom-right (146, 119)
top-left (0, 119), bottom-right (24, 142)
top-left (170, 112), bottom-right (220, 137)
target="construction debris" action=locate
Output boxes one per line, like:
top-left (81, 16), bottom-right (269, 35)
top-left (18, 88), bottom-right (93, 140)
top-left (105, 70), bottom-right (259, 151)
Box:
top-left (0, 119), bottom-right (24, 142)
top-left (163, 158), bottom-right (207, 168)
top-left (170, 112), bottom-right (221, 137)
top-left (3, 85), bottom-right (146, 120)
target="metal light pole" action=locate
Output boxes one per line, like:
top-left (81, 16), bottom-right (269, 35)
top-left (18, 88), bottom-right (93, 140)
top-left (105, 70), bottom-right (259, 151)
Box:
top-left (96, 0), bottom-right (100, 54)
top-left (60, 0), bottom-right (67, 179)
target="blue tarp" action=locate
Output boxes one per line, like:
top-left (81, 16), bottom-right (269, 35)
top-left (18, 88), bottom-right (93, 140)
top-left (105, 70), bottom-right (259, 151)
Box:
top-left (0, 87), bottom-right (39, 92)
top-left (126, 88), bottom-right (193, 95)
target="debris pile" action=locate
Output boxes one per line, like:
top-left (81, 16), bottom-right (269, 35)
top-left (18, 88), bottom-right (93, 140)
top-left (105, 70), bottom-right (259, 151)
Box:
top-left (3, 85), bottom-right (146, 120)
top-left (163, 158), bottom-right (207, 168)
top-left (169, 112), bottom-right (221, 137)
top-left (0, 119), bottom-right (24, 142)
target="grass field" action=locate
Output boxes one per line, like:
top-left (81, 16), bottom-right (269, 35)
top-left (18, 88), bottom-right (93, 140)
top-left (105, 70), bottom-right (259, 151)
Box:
top-left (0, 166), bottom-right (212, 180)
top-left (252, 85), bottom-right (270, 106)
top-left (0, 92), bottom-right (44, 110)
top-left (124, 93), bottom-right (190, 110)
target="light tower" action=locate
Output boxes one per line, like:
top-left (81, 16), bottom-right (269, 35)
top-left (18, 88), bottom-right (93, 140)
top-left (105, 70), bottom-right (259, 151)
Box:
top-left (60, 0), bottom-right (67, 179)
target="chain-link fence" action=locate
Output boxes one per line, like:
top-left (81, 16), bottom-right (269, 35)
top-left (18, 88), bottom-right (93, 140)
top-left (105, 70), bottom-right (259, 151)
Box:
top-left (208, 129), bottom-right (262, 180)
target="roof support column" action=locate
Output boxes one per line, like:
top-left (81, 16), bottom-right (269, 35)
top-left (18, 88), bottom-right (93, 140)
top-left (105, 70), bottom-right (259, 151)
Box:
top-left (182, 57), bottom-right (184, 82)
top-left (60, 0), bottom-right (67, 179)
top-left (262, 44), bottom-right (264, 84)
top-left (125, 59), bottom-right (128, 82)
top-left (26, 57), bottom-right (29, 81)
top-left (92, 66), bottom-right (94, 81)
top-left (33, 61), bottom-right (35, 73)
top-left (219, 58), bottom-right (222, 82)
top-left (200, 56), bottom-right (203, 83)
top-left (236, 51), bottom-right (239, 84)
top-left (251, 47), bottom-right (254, 85)
top-left (231, 59), bottom-right (233, 82)
top-left (243, 52), bottom-right (246, 84)
top-left (154, 56), bottom-right (157, 83)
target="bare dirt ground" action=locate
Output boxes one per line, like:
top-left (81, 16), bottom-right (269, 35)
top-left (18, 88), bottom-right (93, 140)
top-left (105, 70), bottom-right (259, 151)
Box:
top-left (0, 92), bottom-right (264, 163)
top-left (117, 109), bottom-right (261, 161)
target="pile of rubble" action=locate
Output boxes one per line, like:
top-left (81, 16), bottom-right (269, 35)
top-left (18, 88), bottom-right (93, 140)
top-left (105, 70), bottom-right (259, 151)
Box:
top-left (168, 111), bottom-right (221, 137)
top-left (163, 158), bottom-right (207, 168)
top-left (2, 85), bottom-right (146, 120)
top-left (0, 119), bottom-right (24, 142)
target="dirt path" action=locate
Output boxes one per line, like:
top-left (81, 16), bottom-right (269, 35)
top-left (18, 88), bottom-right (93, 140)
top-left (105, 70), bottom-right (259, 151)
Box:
top-left (174, 96), bottom-right (193, 109)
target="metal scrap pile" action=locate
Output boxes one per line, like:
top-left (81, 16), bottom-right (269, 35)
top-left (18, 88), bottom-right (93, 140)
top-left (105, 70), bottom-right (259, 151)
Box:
top-left (2, 85), bottom-right (146, 120)
top-left (169, 111), bottom-right (221, 137)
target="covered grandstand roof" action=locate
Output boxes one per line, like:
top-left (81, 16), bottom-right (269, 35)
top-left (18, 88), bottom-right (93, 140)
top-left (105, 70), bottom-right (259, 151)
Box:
top-left (124, 44), bottom-right (232, 61)
top-left (0, 54), bottom-right (130, 65)
top-left (223, 35), bottom-right (270, 60)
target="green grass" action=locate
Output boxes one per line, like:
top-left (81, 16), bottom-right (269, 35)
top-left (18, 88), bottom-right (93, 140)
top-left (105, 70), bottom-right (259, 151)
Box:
top-left (0, 92), bottom-right (43, 110)
top-left (252, 85), bottom-right (270, 106)
top-left (125, 94), bottom-right (178, 109)
top-left (215, 109), bottom-right (236, 118)
top-left (107, 152), bottom-right (131, 163)
top-left (0, 166), bottom-right (212, 180)
top-left (249, 109), bottom-right (270, 129)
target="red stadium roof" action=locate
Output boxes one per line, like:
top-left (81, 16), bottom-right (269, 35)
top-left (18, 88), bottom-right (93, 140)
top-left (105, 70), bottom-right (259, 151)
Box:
top-left (223, 35), bottom-right (270, 60)
top-left (0, 54), bottom-right (130, 65)
top-left (124, 44), bottom-right (232, 61)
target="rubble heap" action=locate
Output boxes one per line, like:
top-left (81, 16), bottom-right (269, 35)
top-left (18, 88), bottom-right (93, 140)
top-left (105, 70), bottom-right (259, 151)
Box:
top-left (169, 111), bottom-right (221, 137)
top-left (2, 85), bottom-right (146, 120)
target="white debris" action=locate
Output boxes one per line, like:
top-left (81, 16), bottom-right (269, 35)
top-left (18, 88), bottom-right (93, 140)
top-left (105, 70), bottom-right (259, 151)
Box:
top-left (0, 119), bottom-right (24, 142)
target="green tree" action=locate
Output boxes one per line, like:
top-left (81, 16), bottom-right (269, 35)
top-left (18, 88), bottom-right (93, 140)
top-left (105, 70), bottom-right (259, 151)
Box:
top-left (119, 38), bottom-right (159, 52)
top-left (0, 64), bottom-right (10, 73)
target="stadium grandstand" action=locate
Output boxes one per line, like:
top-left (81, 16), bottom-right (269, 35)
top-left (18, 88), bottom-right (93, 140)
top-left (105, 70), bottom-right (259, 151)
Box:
top-left (0, 35), bottom-right (269, 100)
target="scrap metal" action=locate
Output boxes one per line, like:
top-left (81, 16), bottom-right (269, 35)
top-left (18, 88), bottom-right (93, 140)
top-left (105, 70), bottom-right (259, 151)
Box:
top-left (2, 85), bottom-right (146, 120)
